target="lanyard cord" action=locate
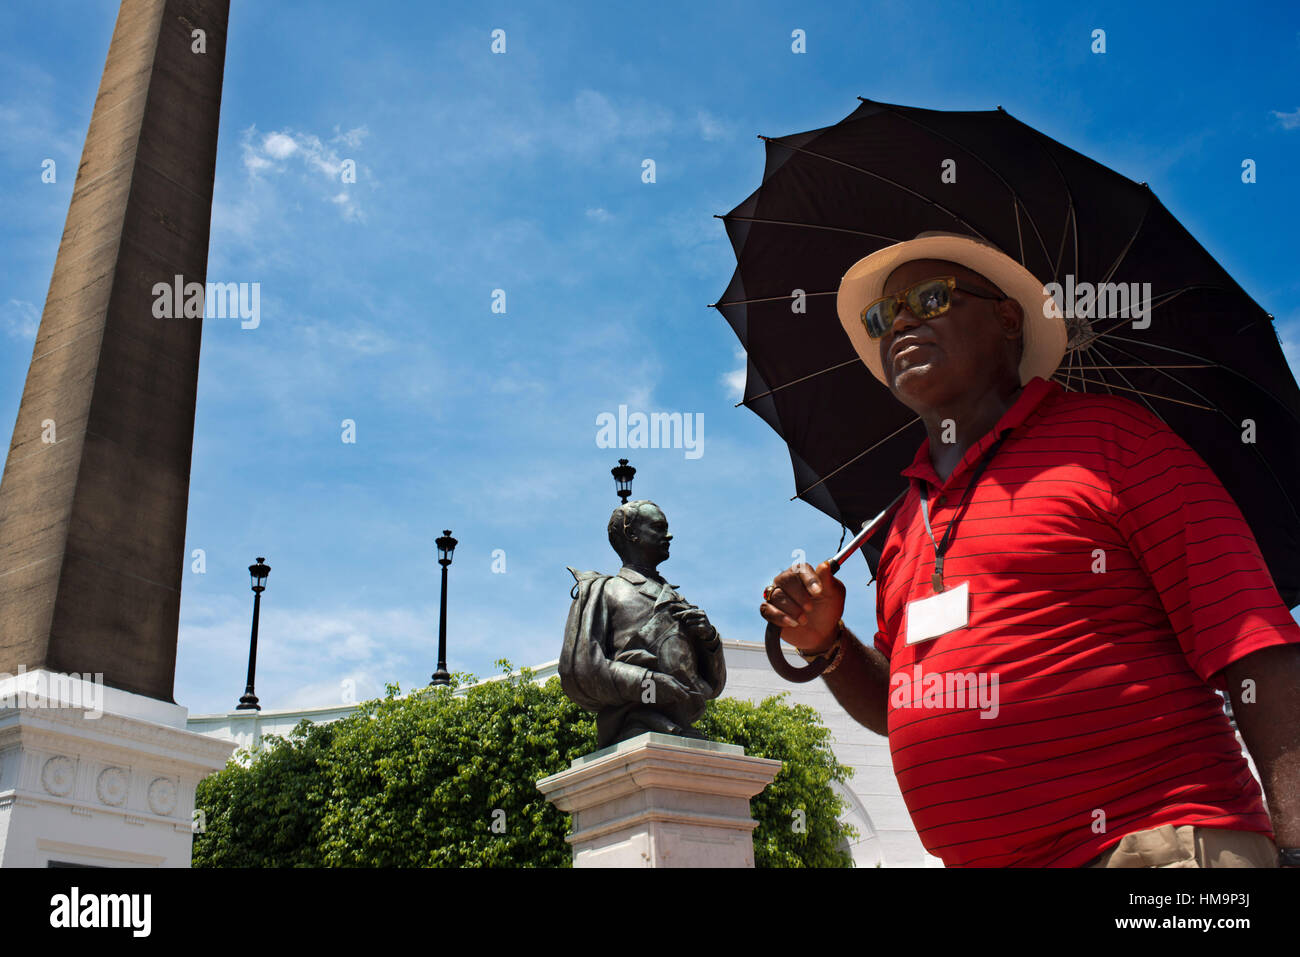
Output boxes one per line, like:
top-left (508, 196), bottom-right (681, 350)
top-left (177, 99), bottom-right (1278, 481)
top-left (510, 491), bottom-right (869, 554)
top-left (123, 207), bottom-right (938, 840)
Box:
top-left (920, 432), bottom-right (1009, 593)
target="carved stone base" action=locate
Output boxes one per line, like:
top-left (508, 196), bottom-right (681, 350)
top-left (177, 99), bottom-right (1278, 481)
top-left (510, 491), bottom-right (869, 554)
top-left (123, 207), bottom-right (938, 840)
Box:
top-left (536, 731), bottom-right (782, 867)
top-left (0, 671), bottom-right (235, 867)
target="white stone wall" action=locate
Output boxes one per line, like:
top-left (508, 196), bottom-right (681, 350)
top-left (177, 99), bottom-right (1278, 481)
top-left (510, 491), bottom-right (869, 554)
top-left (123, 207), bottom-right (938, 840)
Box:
top-left (187, 704), bottom-right (360, 763)
top-left (0, 672), bottom-right (235, 868)
top-left (719, 639), bottom-right (940, 867)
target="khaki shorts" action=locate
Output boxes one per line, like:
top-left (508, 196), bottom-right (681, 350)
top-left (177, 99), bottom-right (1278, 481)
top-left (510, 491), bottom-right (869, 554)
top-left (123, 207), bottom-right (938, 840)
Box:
top-left (1086, 824), bottom-right (1278, 868)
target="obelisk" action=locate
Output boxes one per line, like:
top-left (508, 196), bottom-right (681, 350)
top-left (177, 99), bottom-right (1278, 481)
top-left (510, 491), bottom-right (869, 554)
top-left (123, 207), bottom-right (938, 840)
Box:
top-left (0, 0), bottom-right (229, 703)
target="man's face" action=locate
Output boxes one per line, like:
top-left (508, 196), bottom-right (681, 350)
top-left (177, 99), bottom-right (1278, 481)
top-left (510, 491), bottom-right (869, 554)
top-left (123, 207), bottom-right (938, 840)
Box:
top-left (876, 259), bottom-right (1022, 411)
top-left (632, 506), bottom-right (672, 563)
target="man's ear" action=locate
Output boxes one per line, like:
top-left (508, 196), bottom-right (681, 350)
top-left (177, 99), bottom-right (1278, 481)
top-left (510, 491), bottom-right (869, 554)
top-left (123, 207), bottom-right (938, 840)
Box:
top-left (997, 298), bottom-right (1025, 371)
top-left (996, 297), bottom-right (1024, 339)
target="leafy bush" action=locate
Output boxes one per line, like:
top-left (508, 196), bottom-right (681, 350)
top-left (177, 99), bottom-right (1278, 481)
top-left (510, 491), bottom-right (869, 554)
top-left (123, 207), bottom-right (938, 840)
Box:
top-left (697, 695), bottom-right (856, 868)
top-left (190, 718), bottom-right (338, 867)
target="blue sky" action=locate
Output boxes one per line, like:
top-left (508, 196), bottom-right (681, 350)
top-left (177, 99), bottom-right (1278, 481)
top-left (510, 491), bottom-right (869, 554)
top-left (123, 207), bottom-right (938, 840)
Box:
top-left (2, 0), bottom-right (1298, 715)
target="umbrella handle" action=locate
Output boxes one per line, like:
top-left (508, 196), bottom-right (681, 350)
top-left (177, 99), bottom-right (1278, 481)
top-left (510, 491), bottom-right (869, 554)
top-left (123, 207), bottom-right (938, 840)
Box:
top-left (764, 489), bottom-right (907, 682)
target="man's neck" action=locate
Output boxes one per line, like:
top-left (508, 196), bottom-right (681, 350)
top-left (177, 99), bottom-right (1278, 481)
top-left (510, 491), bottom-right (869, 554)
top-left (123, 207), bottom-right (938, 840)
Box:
top-left (622, 560), bottom-right (662, 581)
top-left (923, 380), bottom-right (1023, 482)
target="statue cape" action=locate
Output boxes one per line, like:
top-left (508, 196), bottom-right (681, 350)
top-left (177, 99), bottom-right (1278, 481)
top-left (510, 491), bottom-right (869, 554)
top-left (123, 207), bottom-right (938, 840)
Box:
top-left (559, 566), bottom-right (622, 713)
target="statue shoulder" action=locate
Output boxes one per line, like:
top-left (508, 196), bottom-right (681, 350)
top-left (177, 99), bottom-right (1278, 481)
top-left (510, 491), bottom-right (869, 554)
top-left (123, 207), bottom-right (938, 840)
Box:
top-left (601, 574), bottom-right (640, 600)
top-left (566, 566), bottom-right (613, 600)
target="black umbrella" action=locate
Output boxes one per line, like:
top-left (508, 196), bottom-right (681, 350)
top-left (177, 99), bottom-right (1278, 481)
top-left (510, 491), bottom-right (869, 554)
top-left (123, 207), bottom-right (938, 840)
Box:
top-left (712, 97), bottom-right (1300, 618)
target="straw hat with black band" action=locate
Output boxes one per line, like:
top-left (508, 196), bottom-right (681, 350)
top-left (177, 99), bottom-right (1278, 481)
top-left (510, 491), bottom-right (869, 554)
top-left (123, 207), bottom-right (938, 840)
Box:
top-left (836, 230), bottom-right (1069, 386)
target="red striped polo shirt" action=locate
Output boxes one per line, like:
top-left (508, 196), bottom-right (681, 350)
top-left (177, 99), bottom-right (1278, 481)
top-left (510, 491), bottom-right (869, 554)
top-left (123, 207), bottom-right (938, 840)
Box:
top-left (872, 374), bottom-right (1300, 867)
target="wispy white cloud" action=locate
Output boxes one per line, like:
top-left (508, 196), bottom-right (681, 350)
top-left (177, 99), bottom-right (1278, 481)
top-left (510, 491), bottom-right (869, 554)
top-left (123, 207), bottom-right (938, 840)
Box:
top-left (177, 588), bottom-right (565, 713)
top-left (723, 348), bottom-right (746, 401)
top-left (195, 309), bottom-right (432, 437)
top-left (564, 88), bottom-right (674, 154)
top-left (277, 674), bottom-right (386, 712)
top-left (179, 597), bottom-right (430, 710)
top-left (261, 131), bottom-right (298, 161)
top-left (1270, 107), bottom-right (1300, 130)
top-left (3, 299), bottom-right (39, 340)
top-left (239, 124), bottom-right (371, 221)
top-left (299, 320), bottom-right (396, 356)
top-left (422, 87), bottom-right (678, 168)
top-left (333, 125), bottom-right (369, 149)
top-left (659, 206), bottom-right (734, 280)
top-left (0, 62), bottom-right (83, 164)
top-left (696, 109), bottom-right (734, 142)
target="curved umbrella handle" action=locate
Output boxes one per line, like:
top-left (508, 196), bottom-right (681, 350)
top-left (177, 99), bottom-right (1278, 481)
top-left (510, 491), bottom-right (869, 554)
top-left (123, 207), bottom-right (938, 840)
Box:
top-left (765, 620), bottom-right (831, 682)
top-left (764, 490), bottom-right (907, 682)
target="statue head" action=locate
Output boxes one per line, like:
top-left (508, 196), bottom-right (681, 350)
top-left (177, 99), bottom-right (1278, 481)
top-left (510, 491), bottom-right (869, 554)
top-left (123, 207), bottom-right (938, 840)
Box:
top-left (607, 500), bottom-right (671, 570)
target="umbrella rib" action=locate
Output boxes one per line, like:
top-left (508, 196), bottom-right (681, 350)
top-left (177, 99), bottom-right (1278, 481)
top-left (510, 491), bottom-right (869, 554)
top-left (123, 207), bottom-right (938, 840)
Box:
top-left (736, 356), bottom-right (862, 406)
top-left (1072, 197), bottom-right (1080, 281)
top-left (1088, 338), bottom-right (1300, 524)
top-left (1137, 284), bottom-right (1222, 312)
top-left (1104, 362), bottom-right (1164, 421)
top-left (1099, 196), bottom-right (1152, 285)
top-left (754, 136), bottom-right (991, 241)
top-left (1063, 343), bottom-right (1080, 393)
top-left (1108, 364), bottom-right (1166, 423)
top-left (713, 212), bottom-right (904, 245)
top-left (709, 289), bottom-right (837, 309)
top-left (878, 103), bottom-right (1054, 270)
top-left (1023, 130), bottom-right (1077, 282)
top-left (1014, 195), bottom-right (1025, 265)
top-left (1053, 369), bottom-right (1212, 410)
top-left (1085, 351), bottom-right (1168, 424)
top-left (1052, 200), bottom-right (1073, 283)
top-left (1080, 284), bottom-right (1227, 345)
top-left (1070, 363), bottom-right (1210, 369)
top-left (791, 415), bottom-right (923, 501)
top-left (1088, 338), bottom-right (1210, 408)
top-left (1082, 344), bottom-right (1117, 397)
top-left (1097, 333), bottom-right (1300, 429)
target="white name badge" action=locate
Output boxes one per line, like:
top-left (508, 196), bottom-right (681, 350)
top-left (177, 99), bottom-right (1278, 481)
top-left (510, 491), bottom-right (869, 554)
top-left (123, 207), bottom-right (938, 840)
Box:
top-left (905, 581), bottom-right (970, 645)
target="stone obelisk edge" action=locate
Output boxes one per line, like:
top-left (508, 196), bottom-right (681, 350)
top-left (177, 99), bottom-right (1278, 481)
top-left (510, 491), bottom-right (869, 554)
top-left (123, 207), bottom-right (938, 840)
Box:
top-left (0, 0), bottom-right (230, 702)
top-left (537, 732), bottom-right (783, 867)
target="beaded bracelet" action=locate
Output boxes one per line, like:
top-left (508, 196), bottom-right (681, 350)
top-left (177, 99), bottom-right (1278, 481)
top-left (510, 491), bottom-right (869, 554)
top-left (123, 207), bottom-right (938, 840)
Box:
top-left (797, 620), bottom-right (847, 676)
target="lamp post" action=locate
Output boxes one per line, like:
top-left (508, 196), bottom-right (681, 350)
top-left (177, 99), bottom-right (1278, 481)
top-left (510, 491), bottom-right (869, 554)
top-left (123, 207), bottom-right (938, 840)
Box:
top-left (236, 557), bottom-right (271, 711)
top-left (612, 458), bottom-right (636, 503)
top-left (431, 530), bottom-right (457, 687)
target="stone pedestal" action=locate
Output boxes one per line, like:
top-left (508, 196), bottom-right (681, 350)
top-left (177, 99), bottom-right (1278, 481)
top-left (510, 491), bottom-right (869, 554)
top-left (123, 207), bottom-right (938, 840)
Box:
top-left (0, 670), bottom-right (235, 867)
top-left (537, 732), bottom-right (782, 867)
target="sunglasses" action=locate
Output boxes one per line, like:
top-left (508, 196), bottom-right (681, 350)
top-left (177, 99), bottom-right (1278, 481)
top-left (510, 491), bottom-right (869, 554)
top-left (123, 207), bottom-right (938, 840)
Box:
top-left (861, 276), bottom-right (1006, 339)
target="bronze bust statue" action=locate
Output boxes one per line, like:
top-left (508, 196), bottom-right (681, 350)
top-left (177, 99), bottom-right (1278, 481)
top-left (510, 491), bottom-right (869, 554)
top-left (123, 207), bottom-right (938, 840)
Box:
top-left (560, 500), bottom-right (727, 748)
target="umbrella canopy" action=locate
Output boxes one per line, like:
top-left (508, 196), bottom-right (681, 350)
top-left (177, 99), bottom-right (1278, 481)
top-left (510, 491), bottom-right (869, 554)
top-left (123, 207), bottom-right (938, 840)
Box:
top-left (713, 97), bottom-right (1300, 607)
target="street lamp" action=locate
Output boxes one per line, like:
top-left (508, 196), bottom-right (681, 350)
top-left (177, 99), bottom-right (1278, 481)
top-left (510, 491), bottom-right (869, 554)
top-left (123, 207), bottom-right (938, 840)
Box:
top-left (236, 556), bottom-right (271, 711)
top-left (431, 530), bottom-right (457, 687)
top-left (612, 458), bottom-right (636, 503)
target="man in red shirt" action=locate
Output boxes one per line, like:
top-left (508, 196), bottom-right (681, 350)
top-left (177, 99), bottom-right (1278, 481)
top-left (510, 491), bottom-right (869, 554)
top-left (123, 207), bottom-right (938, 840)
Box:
top-left (760, 232), bottom-right (1300, 867)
